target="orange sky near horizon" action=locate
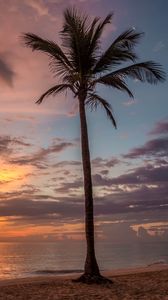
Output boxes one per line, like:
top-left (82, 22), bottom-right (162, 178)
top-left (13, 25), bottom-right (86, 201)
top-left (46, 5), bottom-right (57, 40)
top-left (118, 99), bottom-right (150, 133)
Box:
top-left (0, 163), bottom-right (33, 192)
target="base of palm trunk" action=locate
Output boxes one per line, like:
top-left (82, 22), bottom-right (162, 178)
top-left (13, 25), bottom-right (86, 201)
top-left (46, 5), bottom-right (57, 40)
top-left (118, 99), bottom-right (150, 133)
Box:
top-left (73, 273), bottom-right (113, 284)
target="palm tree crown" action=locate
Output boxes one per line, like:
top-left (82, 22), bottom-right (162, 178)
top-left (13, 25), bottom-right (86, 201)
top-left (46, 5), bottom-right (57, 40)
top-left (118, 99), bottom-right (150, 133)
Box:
top-left (23, 8), bottom-right (165, 127)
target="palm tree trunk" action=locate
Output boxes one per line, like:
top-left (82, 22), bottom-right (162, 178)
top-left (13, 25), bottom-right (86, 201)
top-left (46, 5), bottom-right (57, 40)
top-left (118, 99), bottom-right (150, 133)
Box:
top-left (78, 96), bottom-right (100, 276)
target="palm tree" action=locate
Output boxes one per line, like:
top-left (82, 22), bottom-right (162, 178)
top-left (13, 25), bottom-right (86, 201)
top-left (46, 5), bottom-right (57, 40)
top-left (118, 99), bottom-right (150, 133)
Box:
top-left (23, 8), bottom-right (165, 283)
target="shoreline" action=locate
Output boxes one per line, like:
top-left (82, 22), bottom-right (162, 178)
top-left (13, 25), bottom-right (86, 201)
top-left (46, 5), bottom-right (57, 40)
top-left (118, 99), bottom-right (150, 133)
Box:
top-left (0, 264), bottom-right (168, 286)
top-left (0, 266), bottom-right (168, 299)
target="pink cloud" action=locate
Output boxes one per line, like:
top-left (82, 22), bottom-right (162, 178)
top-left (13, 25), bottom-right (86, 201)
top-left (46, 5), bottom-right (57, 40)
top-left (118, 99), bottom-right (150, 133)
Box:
top-left (149, 120), bottom-right (168, 135)
top-left (24, 0), bottom-right (50, 17)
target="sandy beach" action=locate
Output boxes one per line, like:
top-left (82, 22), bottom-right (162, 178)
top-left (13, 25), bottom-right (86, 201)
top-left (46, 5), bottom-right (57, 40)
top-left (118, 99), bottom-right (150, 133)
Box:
top-left (0, 265), bottom-right (168, 299)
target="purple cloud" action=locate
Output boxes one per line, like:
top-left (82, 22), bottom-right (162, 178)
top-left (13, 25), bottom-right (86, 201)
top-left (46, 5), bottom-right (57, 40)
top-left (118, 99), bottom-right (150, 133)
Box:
top-left (149, 120), bottom-right (168, 135)
top-left (123, 137), bottom-right (168, 159)
top-left (92, 157), bottom-right (120, 168)
top-left (115, 164), bottom-right (168, 184)
top-left (9, 141), bottom-right (75, 167)
top-left (0, 183), bottom-right (167, 221)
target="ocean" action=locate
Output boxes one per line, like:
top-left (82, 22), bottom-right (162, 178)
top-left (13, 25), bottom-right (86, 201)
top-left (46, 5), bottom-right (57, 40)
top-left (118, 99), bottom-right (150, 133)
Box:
top-left (0, 241), bottom-right (167, 280)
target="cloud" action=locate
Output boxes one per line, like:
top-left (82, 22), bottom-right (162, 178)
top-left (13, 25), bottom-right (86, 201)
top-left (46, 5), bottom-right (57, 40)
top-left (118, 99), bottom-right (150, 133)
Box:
top-left (9, 140), bottom-right (76, 167)
top-left (98, 221), bottom-right (139, 243)
top-left (53, 160), bottom-right (81, 168)
top-left (24, 0), bottom-right (49, 17)
top-left (123, 99), bottom-right (137, 106)
top-left (3, 114), bottom-right (38, 123)
top-left (0, 197), bottom-right (82, 219)
top-left (149, 120), bottom-right (168, 135)
top-left (55, 177), bottom-right (83, 193)
top-left (100, 169), bottom-right (109, 175)
top-left (0, 135), bottom-right (31, 156)
top-left (52, 157), bottom-right (120, 178)
top-left (95, 189), bottom-right (168, 218)
top-left (0, 180), bottom-right (167, 221)
top-left (0, 56), bottom-right (15, 86)
top-left (123, 137), bottom-right (168, 159)
top-left (109, 164), bottom-right (168, 185)
top-left (52, 157), bottom-right (121, 194)
top-left (92, 174), bottom-right (111, 186)
top-left (92, 157), bottom-right (120, 168)
top-left (56, 155), bottom-right (168, 210)
top-left (22, 0), bottom-right (62, 21)
top-left (52, 162), bottom-right (168, 214)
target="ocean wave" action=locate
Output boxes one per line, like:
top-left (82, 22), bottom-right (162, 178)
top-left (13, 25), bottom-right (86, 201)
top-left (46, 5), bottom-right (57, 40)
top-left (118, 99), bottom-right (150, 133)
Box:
top-left (34, 269), bottom-right (83, 275)
top-left (147, 259), bottom-right (167, 267)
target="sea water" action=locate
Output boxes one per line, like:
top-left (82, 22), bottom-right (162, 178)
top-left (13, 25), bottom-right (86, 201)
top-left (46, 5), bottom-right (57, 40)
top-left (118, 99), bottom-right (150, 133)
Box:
top-left (0, 241), bottom-right (167, 280)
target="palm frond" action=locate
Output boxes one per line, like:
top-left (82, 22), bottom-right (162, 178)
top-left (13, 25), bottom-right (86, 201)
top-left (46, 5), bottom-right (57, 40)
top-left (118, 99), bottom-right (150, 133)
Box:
top-left (98, 61), bottom-right (166, 84)
top-left (36, 84), bottom-right (72, 104)
top-left (112, 29), bottom-right (144, 49)
top-left (87, 16), bottom-right (100, 41)
top-left (61, 8), bottom-right (105, 75)
top-left (93, 29), bottom-right (143, 73)
top-left (23, 33), bottom-right (72, 75)
top-left (86, 93), bottom-right (117, 128)
top-left (89, 13), bottom-right (113, 55)
top-left (85, 17), bottom-right (101, 65)
top-left (95, 75), bottom-right (133, 97)
top-left (93, 49), bottom-right (137, 73)
top-left (61, 7), bottom-right (90, 74)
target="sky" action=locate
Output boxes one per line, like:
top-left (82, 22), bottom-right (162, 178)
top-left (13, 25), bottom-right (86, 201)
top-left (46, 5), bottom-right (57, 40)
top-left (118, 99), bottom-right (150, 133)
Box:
top-left (0, 0), bottom-right (167, 244)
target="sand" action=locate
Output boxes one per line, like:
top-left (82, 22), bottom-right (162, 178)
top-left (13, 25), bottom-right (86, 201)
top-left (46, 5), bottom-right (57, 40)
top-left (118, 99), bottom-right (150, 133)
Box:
top-left (0, 265), bottom-right (168, 299)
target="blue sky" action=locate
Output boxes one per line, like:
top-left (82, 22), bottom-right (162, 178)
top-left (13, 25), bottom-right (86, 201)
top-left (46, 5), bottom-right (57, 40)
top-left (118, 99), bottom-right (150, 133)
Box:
top-left (0, 0), bottom-right (167, 243)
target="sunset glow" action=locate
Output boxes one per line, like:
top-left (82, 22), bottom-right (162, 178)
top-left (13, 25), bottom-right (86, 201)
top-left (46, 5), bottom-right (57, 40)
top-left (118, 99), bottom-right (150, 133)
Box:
top-left (0, 164), bottom-right (32, 192)
top-left (0, 167), bottom-right (25, 182)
